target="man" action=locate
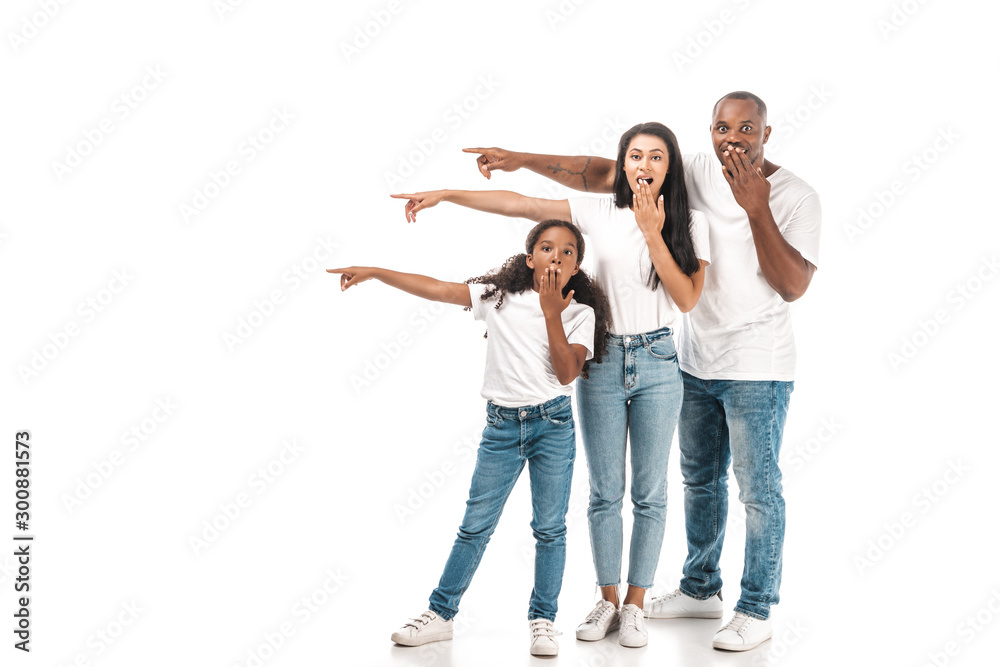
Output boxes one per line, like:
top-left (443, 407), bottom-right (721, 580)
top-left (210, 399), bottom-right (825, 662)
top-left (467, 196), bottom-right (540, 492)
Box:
top-left (462, 91), bottom-right (821, 651)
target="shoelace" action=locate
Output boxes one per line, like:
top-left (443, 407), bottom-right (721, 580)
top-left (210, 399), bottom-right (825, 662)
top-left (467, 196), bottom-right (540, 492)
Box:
top-left (584, 601), bottom-right (616, 625)
top-left (529, 619), bottom-right (562, 639)
top-left (649, 590), bottom-right (682, 605)
top-left (721, 613), bottom-right (752, 636)
top-left (620, 605), bottom-right (642, 629)
top-left (403, 611), bottom-right (438, 630)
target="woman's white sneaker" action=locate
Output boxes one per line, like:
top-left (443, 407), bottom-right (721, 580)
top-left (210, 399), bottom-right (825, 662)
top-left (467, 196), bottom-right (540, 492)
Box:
top-left (390, 610), bottom-right (454, 646)
top-left (575, 600), bottom-right (619, 641)
top-left (529, 619), bottom-right (562, 656)
top-left (712, 612), bottom-right (772, 651)
top-left (618, 604), bottom-right (648, 648)
top-left (645, 589), bottom-right (724, 619)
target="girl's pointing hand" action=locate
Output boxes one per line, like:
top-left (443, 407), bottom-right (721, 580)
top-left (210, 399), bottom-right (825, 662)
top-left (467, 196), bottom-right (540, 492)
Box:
top-left (327, 267), bottom-right (376, 291)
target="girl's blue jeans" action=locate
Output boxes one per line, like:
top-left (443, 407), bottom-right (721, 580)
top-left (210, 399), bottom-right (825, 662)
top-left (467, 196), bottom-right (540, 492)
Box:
top-left (428, 395), bottom-right (576, 622)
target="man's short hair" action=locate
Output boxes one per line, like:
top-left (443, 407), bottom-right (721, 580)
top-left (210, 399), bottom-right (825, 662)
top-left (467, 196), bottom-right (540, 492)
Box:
top-left (714, 91), bottom-right (767, 122)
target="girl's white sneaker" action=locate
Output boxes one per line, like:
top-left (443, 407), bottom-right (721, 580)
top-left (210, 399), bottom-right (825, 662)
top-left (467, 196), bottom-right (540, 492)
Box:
top-left (529, 618), bottom-right (561, 656)
top-left (390, 610), bottom-right (454, 646)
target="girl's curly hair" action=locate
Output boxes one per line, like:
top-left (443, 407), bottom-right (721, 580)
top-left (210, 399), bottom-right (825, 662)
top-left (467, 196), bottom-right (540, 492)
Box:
top-left (464, 219), bottom-right (612, 379)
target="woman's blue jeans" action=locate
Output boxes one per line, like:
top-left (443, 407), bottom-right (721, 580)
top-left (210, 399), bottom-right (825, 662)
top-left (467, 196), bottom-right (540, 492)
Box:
top-left (428, 395), bottom-right (576, 622)
top-left (577, 327), bottom-right (683, 589)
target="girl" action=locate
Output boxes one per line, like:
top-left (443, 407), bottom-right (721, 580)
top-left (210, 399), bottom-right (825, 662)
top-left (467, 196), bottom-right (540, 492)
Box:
top-left (391, 122), bottom-right (711, 648)
top-left (329, 219), bottom-right (611, 657)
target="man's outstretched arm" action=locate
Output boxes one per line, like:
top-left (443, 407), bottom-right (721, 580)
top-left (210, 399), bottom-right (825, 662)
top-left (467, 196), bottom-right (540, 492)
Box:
top-left (463, 147), bottom-right (616, 193)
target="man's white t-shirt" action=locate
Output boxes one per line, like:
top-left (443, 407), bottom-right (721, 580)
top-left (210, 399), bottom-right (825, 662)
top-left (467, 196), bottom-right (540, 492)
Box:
top-left (468, 283), bottom-right (595, 408)
top-left (679, 152), bottom-right (822, 381)
top-left (568, 196), bottom-right (711, 336)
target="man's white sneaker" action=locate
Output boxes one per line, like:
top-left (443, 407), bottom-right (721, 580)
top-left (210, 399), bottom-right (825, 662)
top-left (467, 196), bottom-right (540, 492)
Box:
top-left (618, 604), bottom-right (648, 648)
top-left (645, 589), bottom-right (724, 619)
top-left (712, 612), bottom-right (772, 651)
top-left (529, 619), bottom-right (562, 656)
top-left (390, 610), bottom-right (454, 646)
top-left (575, 600), bottom-right (619, 641)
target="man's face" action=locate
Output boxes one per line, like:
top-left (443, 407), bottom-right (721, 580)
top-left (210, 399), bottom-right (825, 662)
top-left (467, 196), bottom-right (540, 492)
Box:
top-left (710, 98), bottom-right (771, 166)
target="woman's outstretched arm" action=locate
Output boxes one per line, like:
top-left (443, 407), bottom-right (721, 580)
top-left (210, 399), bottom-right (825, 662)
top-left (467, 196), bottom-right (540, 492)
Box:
top-left (327, 267), bottom-right (472, 308)
top-left (390, 189), bottom-right (570, 223)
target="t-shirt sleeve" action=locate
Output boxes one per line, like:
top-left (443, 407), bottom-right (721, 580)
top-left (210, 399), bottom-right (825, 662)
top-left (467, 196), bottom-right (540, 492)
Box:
top-left (567, 196), bottom-right (608, 235)
top-left (689, 209), bottom-right (711, 264)
top-left (565, 305), bottom-right (597, 361)
top-left (782, 192), bottom-right (821, 269)
top-left (468, 283), bottom-right (490, 321)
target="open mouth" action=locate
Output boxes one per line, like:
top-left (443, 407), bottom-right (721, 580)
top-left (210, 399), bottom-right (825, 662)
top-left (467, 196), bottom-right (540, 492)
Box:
top-left (637, 177), bottom-right (654, 185)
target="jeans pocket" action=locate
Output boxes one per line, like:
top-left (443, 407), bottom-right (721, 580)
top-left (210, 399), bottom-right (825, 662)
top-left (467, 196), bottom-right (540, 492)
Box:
top-left (486, 410), bottom-right (503, 427)
top-left (646, 338), bottom-right (677, 361)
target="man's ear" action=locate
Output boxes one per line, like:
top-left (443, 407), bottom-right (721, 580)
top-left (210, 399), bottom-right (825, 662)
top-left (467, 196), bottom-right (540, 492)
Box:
top-left (762, 125), bottom-right (772, 144)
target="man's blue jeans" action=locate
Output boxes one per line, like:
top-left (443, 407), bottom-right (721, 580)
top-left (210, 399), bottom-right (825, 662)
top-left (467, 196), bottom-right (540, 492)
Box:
top-left (428, 395), bottom-right (575, 622)
top-left (678, 371), bottom-right (793, 620)
top-left (577, 328), bottom-right (683, 589)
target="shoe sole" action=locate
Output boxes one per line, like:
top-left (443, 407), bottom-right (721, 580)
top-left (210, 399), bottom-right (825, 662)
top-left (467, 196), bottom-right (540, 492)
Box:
top-left (645, 609), bottom-right (724, 619)
top-left (619, 634), bottom-right (648, 648)
top-left (576, 621), bottom-right (619, 641)
top-left (712, 634), bottom-right (772, 651)
top-left (530, 645), bottom-right (558, 656)
top-left (391, 630), bottom-right (453, 646)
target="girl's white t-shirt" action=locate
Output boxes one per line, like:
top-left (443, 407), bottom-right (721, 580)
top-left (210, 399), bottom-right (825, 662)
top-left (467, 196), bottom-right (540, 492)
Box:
top-left (568, 196), bottom-right (711, 336)
top-left (468, 283), bottom-right (595, 408)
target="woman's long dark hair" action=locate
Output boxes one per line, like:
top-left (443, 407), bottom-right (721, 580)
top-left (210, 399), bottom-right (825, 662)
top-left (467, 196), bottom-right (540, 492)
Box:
top-left (612, 122), bottom-right (700, 285)
top-left (465, 219), bottom-right (612, 378)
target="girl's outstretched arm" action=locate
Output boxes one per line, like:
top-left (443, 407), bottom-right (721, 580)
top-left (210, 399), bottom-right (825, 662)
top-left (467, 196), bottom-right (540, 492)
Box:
top-left (390, 190), bottom-right (570, 224)
top-left (327, 267), bottom-right (472, 308)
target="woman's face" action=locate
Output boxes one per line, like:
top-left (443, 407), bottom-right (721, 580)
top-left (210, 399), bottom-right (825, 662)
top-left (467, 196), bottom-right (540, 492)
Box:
top-left (622, 134), bottom-right (670, 197)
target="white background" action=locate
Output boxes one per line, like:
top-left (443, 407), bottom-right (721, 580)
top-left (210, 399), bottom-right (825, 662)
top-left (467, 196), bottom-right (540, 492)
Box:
top-left (3, 1), bottom-right (998, 665)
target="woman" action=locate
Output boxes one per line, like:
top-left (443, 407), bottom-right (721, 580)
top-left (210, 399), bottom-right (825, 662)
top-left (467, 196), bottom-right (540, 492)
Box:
top-left (392, 122), bottom-right (710, 648)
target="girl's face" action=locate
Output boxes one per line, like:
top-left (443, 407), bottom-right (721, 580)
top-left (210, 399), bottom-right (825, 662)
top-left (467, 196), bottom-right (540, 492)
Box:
top-left (622, 134), bottom-right (670, 198)
top-left (525, 225), bottom-right (580, 291)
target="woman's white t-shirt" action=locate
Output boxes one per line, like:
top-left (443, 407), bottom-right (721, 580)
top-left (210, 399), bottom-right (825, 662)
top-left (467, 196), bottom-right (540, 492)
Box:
top-left (468, 283), bottom-right (596, 408)
top-left (568, 196), bottom-right (710, 336)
